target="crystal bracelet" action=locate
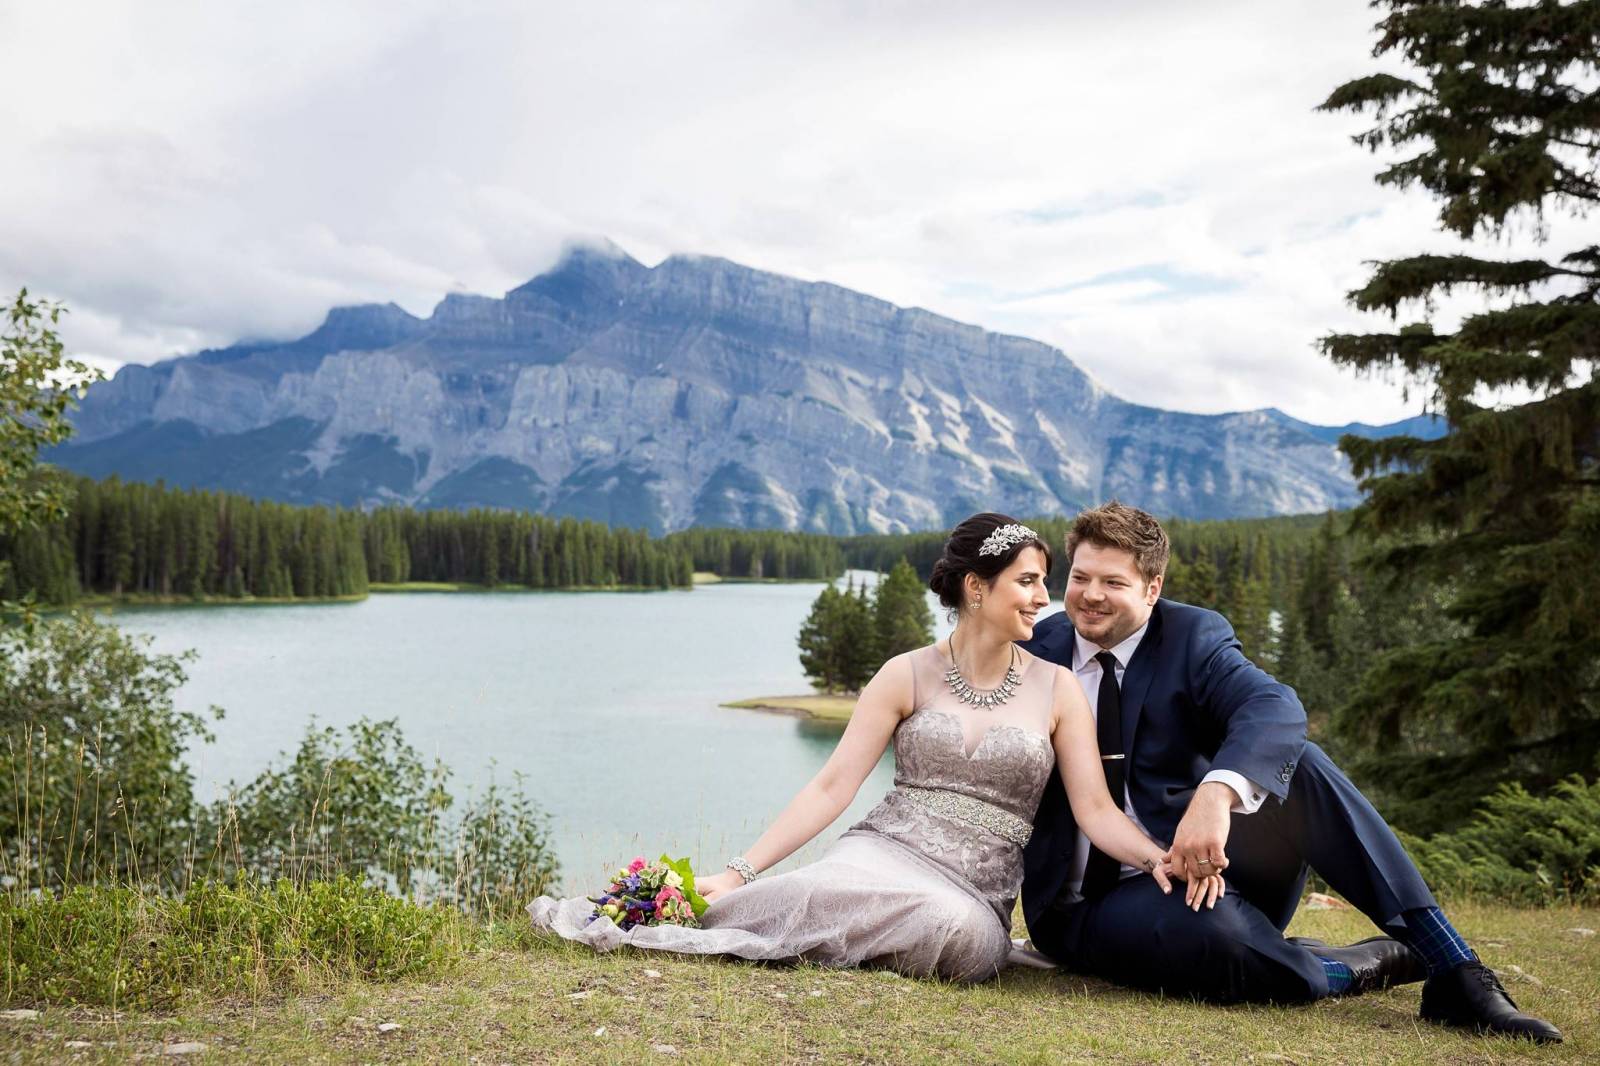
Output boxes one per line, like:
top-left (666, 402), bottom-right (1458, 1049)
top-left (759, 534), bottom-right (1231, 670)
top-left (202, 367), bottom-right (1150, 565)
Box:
top-left (726, 856), bottom-right (757, 884)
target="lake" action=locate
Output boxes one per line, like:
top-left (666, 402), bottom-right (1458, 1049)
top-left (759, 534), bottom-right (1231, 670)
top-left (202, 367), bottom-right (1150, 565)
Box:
top-left (104, 575), bottom-right (1058, 894)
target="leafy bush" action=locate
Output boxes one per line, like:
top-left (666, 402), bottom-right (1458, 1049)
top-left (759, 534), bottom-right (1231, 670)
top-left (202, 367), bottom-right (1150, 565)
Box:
top-left (202, 717), bottom-right (450, 893)
top-left (1, 614), bottom-right (558, 920)
top-left (202, 720), bottom-right (559, 920)
top-left (1402, 776), bottom-right (1600, 904)
top-left (0, 875), bottom-right (460, 1009)
top-left (0, 613), bottom-right (218, 890)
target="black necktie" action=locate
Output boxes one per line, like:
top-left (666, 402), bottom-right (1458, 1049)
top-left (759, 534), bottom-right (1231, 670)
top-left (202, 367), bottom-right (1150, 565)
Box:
top-left (1081, 650), bottom-right (1125, 899)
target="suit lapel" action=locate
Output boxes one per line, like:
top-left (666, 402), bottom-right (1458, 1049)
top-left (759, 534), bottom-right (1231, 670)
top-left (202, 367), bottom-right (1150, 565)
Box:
top-left (1116, 603), bottom-right (1163, 762)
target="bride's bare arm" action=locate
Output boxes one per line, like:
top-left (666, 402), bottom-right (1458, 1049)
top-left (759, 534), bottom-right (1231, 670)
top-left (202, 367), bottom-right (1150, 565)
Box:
top-left (698, 653), bottom-right (912, 900)
top-left (1049, 666), bottom-right (1222, 909)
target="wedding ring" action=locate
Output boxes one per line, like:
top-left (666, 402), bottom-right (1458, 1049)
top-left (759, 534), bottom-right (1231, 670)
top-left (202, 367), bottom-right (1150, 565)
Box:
top-left (1197, 858), bottom-right (1213, 867)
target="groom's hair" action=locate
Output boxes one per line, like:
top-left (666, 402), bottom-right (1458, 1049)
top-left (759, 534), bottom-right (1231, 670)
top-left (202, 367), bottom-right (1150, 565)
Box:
top-left (1066, 501), bottom-right (1170, 585)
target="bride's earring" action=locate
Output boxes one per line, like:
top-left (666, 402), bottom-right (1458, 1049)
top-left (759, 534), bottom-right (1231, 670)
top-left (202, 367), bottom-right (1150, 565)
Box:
top-left (970, 597), bottom-right (982, 610)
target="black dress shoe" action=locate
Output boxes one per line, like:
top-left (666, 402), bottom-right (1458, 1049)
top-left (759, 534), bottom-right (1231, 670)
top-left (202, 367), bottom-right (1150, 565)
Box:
top-left (1420, 960), bottom-right (1563, 1043)
top-left (1286, 935), bottom-right (1426, 995)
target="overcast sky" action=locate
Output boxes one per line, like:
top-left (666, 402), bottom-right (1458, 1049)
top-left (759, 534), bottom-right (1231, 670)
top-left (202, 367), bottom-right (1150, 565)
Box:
top-left (2, 0), bottom-right (1586, 424)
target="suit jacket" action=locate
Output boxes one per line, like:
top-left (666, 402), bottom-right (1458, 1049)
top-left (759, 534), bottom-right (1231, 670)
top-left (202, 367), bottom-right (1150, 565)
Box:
top-left (1017, 598), bottom-right (1307, 931)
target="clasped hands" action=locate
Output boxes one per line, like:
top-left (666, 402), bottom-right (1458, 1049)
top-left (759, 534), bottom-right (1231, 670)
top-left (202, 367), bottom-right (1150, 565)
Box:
top-left (1148, 779), bottom-right (1235, 911)
top-left (1146, 852), bottom-right (1227, 911)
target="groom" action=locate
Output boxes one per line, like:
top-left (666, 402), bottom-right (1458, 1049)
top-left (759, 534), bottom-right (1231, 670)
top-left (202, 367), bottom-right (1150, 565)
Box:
top-left (1018, 502), bottom-right (1560, 1043)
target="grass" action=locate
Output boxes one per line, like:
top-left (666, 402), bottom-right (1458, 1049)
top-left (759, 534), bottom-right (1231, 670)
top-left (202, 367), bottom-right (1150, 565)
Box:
top-left (0, 901), bottom-right (1594, 1062)
top-left (723, 695), bottom-right (856, 722)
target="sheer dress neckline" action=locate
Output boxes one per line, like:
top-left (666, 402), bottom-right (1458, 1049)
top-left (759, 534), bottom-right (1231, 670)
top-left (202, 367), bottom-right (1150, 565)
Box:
top-left (909, 708), bottom-right (1052, 760)
top-left (910, 643), bottom-right (1053, 758)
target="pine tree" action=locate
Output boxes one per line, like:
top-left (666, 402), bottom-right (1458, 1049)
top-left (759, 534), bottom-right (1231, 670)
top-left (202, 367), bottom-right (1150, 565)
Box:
top-left (1317, 0), bottom-right (1600, 828)
top-left (873, 558), bottom-right (935, 663)
top-left (838, 580), bottom-right (879, 692)
top-left (797, 584), bottom-right (846, 693)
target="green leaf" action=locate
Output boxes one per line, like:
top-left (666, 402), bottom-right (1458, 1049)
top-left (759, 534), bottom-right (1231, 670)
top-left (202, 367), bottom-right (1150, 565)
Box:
top-left (660, 853), bottom-right (708, 918)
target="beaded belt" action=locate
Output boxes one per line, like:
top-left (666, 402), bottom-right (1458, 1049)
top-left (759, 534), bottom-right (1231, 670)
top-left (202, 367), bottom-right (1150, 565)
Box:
top-left (898, 786), bottom-right (1033, 847)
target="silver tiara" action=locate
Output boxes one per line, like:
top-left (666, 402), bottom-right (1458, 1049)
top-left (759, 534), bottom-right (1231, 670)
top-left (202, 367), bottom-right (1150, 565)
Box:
top-left (978, 523), bottom-right (1040, 557)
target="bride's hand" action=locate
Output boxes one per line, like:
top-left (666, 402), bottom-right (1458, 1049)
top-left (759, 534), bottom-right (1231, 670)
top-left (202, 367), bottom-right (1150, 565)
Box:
top-left (697, 869), bottom-right (744, 903)
top-left (1139, 855), bottom-right (1174, 895)
top-left (1185, 871), bottom-right (1225, 911)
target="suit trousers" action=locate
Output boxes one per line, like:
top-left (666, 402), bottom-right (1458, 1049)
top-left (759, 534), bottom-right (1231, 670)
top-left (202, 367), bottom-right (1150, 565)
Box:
top-left (1027, 742), bottom-right (1437, 1003)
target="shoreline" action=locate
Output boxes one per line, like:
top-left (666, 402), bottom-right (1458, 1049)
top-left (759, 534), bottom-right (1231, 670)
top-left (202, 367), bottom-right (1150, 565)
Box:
top-left (722, 694), bottom-right (855, 722)
top-left (34, 581), bottom-right (695, 612)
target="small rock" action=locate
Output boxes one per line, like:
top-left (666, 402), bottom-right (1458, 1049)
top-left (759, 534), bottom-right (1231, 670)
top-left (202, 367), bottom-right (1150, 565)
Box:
top-left (567, 990), bottom-right (594, 1000)
top-left (773, 992), bottom-right (788, 1000)
top-left (1482, 942), bottom-right (1507, 949)
top-left (162, 1043), bottom-right (208, 1056)
top-left (1501, 965), bottom-right (1543, 988)
top-left (1304, 892), bottom-right (1349, 911)
top-left (65, 1041), bottom-right (93, 1049)
top-left (1569, 927), bottom-right (1596, 938)
top-left (376, 1022), bottom-right (401, 1034)
top-left (808, 989), bottom-right (824, 998)
top-left (643, 969), bottom-right (663, 979)
top-left (0, 1010), bottom-right (39, 1021)
top-left (652, 1045), bottom-right (679, 1056)
top-left (593, 1026), bottom-right (606, 1038)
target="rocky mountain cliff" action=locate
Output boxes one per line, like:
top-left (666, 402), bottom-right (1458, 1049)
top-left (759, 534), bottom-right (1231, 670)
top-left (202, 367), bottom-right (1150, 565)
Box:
top-left (52, 242), bottom-right (1438, 534)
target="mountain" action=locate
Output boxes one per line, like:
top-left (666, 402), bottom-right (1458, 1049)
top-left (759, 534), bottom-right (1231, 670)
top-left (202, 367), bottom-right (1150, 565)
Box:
top-left (51, 242), bottom-right (1436, 534)
top-left (1264, 409), bottom-right (1446, 445)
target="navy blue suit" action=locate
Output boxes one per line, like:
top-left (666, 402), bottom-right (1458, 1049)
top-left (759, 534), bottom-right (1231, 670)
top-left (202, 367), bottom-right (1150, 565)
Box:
top-left (1020, 599), bottom-right (1436, 1003)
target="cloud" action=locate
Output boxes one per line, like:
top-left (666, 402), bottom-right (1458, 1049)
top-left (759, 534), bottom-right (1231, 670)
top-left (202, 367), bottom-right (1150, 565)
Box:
top-left (2, 0), bottom-right (1593, 425)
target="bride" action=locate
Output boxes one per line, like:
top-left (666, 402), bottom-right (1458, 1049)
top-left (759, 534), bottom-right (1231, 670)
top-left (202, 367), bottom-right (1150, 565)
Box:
top-left (530, 512), bottom-right (1223, 982)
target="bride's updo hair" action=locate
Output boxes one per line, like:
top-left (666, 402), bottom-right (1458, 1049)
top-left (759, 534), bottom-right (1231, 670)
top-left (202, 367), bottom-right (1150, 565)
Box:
top-left (927, 512), bottom-right (1053, 611)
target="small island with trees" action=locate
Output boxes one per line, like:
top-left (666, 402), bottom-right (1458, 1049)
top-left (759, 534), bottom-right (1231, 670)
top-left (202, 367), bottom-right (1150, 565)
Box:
top-left (724, 558), bottom-right (934, 721)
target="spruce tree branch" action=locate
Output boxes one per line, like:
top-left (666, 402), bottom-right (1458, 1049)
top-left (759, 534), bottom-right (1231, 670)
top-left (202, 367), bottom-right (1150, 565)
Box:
top-left (1349, 254), bottom-right (1574, 313)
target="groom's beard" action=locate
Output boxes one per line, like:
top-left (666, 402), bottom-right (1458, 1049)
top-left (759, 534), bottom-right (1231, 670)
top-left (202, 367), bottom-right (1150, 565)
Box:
top-left (1067, 599), bottom-right (1149, 649)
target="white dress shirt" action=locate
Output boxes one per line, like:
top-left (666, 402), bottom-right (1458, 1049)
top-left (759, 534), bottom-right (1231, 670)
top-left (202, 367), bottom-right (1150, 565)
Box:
top-left (1060, 623), bottom-right (1268, 903)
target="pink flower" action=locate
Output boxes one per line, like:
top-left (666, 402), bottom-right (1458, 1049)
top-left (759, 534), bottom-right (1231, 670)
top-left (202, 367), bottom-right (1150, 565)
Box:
top-left (628, 858), bottom-right (647, 874)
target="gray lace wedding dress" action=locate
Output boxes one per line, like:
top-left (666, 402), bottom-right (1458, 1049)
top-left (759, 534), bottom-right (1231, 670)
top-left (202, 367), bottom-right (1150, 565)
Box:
top-left (528, 644), bottom-right (1058, 982)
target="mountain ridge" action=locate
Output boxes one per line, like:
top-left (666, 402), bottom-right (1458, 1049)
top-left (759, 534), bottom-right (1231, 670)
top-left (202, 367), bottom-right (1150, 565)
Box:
top-left (52, 242), bottom-right (1436, 534)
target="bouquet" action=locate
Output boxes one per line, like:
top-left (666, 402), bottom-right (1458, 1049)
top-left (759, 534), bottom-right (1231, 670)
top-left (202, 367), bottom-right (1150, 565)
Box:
top-left (588, 854), bottom-right (709, 931)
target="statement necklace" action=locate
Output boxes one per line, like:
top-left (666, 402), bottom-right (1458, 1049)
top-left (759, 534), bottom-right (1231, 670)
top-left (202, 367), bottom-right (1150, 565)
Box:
top-left (944, 634), bottom-right (1021, 710)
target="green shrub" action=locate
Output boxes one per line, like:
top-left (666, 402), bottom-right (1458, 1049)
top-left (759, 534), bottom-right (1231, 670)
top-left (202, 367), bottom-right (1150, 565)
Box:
top-left (0, 875), bottom-right (461, 1009)
top-left (202, 720), bottom-right (559, 920)
top-left (1402, 775), bottom-right (1600, 904)
top-left (0, 613), bottom-right (559, 919)
top-left (0, 613), bottom-right (217, 891)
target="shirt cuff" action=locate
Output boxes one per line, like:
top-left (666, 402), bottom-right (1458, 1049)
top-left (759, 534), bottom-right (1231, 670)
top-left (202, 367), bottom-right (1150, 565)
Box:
top-left (1202, 770), bottom-right (1268, 814)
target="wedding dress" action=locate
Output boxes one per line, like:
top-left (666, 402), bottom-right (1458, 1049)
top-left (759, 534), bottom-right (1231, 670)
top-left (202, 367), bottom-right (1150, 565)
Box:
top-left (529, 644), bottom-right (1058, 982)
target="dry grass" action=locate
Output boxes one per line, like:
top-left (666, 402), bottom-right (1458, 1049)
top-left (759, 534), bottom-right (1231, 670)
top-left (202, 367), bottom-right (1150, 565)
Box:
top-left (1, 902), bottom-right (1594, 1064)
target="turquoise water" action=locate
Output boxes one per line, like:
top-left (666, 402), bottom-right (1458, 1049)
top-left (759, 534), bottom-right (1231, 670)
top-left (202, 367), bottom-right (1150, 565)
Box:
top-left (105, 576), bottom-right (1044, 893)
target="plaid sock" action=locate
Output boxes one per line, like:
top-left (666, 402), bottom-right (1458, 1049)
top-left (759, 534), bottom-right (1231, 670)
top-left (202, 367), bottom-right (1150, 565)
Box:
top-left (1316, 956), bottom-right (1353, 995)
top-left (1398, 906), bottom-right (1477, 976)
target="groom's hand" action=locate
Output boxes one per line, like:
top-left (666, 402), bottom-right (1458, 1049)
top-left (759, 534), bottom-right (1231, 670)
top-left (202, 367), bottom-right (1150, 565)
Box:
top-left (1169, 781), bottom-right (1235, 882)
